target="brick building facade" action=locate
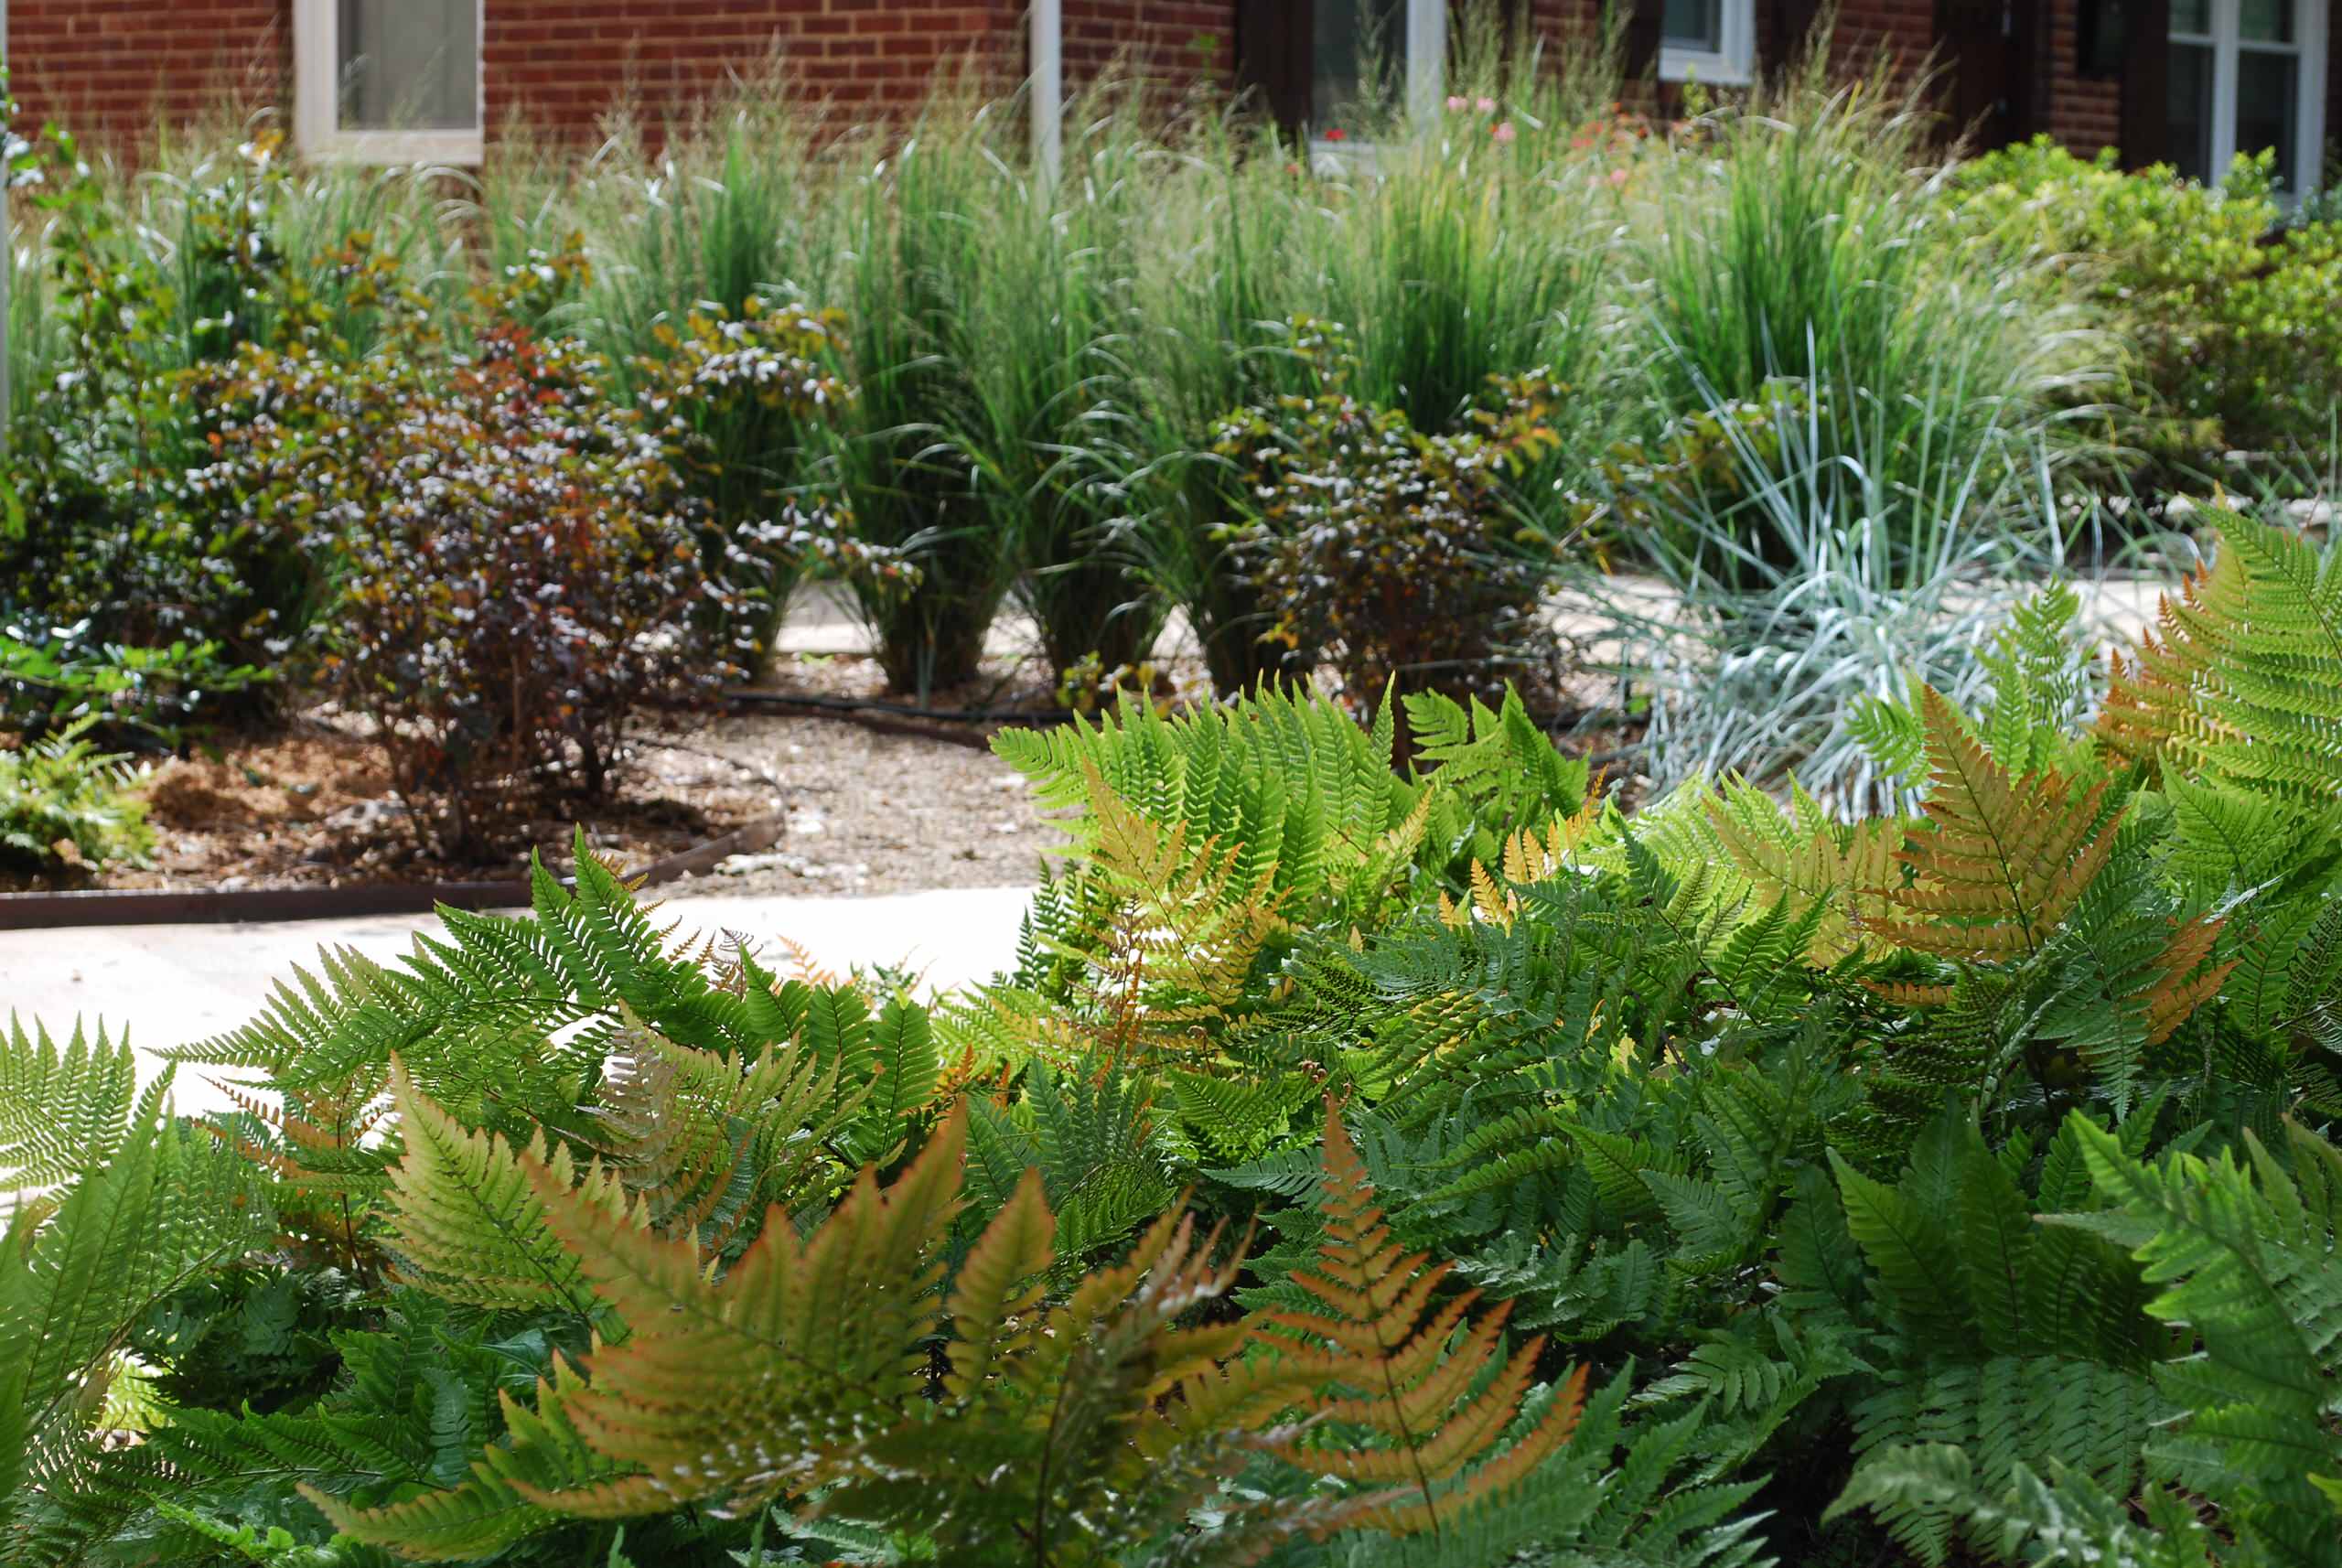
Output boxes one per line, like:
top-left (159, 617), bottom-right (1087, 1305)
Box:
top-left (10, 0), bottom-right (2336, 188)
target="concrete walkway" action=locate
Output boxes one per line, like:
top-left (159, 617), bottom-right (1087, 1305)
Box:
top-left (0, 885), bottom-right (1035, 1117)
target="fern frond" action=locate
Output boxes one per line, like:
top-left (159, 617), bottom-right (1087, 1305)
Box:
top-left (301, 1358), bottom-right (628, 1562)
top-left (381, 1061), bottom-right (596, 1316)
top-left (1868, 687), bottom-right (2125, 961)
top-left (2098, 514), bottom-right (2342, 802)
top-left (1254, 1100), bottom-right (1587, 1538)
top-left (511, 1106), bottom-right (968, 1516)
top-left (1706, 779), bottom-right (1906, 964)
top-left (0, 1106), bottom-right (273, 1547)
top-left (0, 1015), bottom-right (140, 1195)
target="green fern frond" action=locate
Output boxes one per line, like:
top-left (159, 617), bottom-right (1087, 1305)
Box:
top-left (2100, 513), bottom-right (2342, 802)
top-left (381, 1061), bottom-right (596, 1317)
top-left (0, 1015), bottom-right (141, 1195)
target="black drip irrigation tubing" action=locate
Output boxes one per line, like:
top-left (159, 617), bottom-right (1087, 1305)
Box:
top-left (722, 687), bottom-right (1077, 748)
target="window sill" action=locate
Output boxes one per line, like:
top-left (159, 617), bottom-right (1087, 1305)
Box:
top-left (1659, 46), bottom-right (1755, 87)
top-left (295, 127), bottom-right (485, 166)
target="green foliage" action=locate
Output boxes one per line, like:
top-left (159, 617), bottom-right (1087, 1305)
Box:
top-left (1217, 325), bottom-right (1570, 720)
top-left (0, 719), bottom-right (153, 874)
top-left (1956, 138), bottom-right (2342, 469)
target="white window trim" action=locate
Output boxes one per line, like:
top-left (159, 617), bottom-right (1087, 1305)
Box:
top-left (2173, 0), bottom-right (2327, 196)
top-left (1660, 0), bottom-right (1756, 87)
top-left (293, 0), bottom-right (486, 166)
top-left (1307, 0), bottom-right (1449, 167)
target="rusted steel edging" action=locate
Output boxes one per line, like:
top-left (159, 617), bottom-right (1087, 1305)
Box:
top-left (0, 814), bottom-right (784, 931)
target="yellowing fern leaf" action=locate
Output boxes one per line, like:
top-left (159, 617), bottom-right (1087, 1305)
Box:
top-left (510, 1105), bottom-right (968, 1515)
top-left (1255, 1100), bottom-right (1588, 1537)
top-left (1706, 780), bottom-right (1906, 964)
top-left (382, 1062), bottom-right (594, 1316)
top-left (1866, 688), bottom-right (2125, 961)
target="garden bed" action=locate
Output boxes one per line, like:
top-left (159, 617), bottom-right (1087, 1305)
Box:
top-left (6, 654), bottom-right (1062, 899)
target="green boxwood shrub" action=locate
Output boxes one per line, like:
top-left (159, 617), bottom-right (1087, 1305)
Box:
top-left (1956, 138), bottom-right (2342, 469)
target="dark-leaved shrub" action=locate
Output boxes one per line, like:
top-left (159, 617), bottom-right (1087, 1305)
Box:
top-left (1218, 338), bottom-right (1566, 719)
top-left (635, 297), bottom-right (853, 663)
top-left (197, 324), bottom-right (739, 853)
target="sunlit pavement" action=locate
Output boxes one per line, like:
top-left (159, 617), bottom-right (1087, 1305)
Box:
top-left (0, 884), bottom-right (1035, 1119)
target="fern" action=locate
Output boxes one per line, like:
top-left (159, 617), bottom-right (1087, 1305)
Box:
top-left (2049, 1117), bottom-right (2342, 1565)
top-left (1827, 1109), bottom-right (2174, 1564)
top-left (2099, 512), bottom-right (2342, 802)
top-left (0, 1015), bottom-right (141, 1195)
top-left (1868, 686), bottom-right (2127, 961)
top-left (0, 1100), bottom-right (274, 1557)
top-left (1252, 1099), bottom-right (1589, 1537)
top-left (381, 1062), bottom-right (596, 1318)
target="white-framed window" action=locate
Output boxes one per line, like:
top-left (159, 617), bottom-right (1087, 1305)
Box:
top-left (2168, 0), bottom-right (2328, 193)
top-left (1307, 0), bottom-right (1447, 149)
top-left (294, 0), bottom-right (485, 166)
top-left (1660, 0), bottom-right (1756, 85)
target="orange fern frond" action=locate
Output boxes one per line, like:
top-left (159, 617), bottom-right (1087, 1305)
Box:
top-left (511, 1104), bottom-right (969, 1516)
top-left (2141, 915), bottom-right (2238, 1047)
top-left (1864, 687), bottom-right (2126, 961)
top-left (1253, 1100), bottom-right (1587, 1538)
top-left (2094, 518), bottom-right (2342, 800)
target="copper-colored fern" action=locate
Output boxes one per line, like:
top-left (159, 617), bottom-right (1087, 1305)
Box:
top-left (1865, 687), bottom-right (2126, 961)
top-left (507, 1104), bottom-right (970, 1516)
top-left (1255, 1099), bottom-right (1588, 1537)
top-left (2096, 516), bottom-right (2342, 800)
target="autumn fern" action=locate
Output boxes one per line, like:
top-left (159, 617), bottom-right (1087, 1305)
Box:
top-left (2099, 512), bottom-right (2342, 801)
top-left (1253, 1100), bottom-right (1590, 1538)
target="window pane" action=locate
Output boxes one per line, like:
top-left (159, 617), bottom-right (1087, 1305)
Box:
top-left (338, 0), bottom-right (478, 132)
top-left (1664, 0), bottom-right (1724, 52)
top-left (2169, 0), bottom-right (2212, 35)
top-left (2167, 41), bottom-right (2215, 181)
top-left (2235, 49), bottom-right (2301, 187)
top-left (2238, 0), bottom-right (2294, 43)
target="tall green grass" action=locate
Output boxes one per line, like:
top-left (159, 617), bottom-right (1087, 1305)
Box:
top-left (822, 100), bottom-right (1012, 698)
top-left (1628, 64), bottom-right (2103, 568)
top-left (3, 21), bottom-right (2132, 712)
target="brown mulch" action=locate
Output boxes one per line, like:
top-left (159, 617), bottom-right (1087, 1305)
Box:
top-left (24, 652), bottom-right (1069, 898)
top-left (16, 646), bottom-right (1638, 899)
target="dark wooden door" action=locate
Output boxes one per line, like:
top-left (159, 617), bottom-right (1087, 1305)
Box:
top-left (1939, 0), bottom-right (2039, 148)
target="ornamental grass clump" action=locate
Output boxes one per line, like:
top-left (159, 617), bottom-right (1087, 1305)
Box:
top-left (1629, 64), bottom-right (2098, 570)
top-left (822, 103), bottom-right (1014, 697)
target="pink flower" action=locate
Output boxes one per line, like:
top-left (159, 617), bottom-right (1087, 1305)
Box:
top-left (1476, 96), bottom-right (1497, 113)
top-left (1445, 94), bottom-right (1468, 112)
top-left (1607, 166), bottom-right (1629, 186)
top-left (1491, 121), bottom-right (1517, 145)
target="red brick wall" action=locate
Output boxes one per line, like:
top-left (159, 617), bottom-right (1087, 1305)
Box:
top-left (2037, 0), bottom-right (2122, 155)
top-left (12, 0), bottom-right (288, 143)
top-left (10, 0), bottom-right (2337, 173)
top-left (8, 0), bottom-right (1018, 150)
top-left (1058, 0), bottom-right (1234, 98)
top-left (487, 0), bottom-right (1015, 134)
top-left (1825, 0), bottom-right (1933, 77)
